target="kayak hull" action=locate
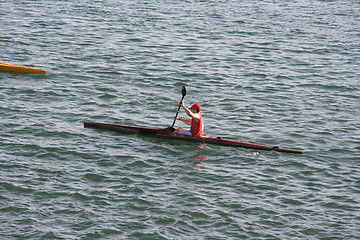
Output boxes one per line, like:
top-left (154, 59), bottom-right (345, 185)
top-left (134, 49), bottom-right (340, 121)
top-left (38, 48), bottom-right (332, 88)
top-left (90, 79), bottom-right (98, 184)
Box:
top-left (0, 62), bottom-right (46, 74)
top-left (84, 122), bottom-right (303, 154)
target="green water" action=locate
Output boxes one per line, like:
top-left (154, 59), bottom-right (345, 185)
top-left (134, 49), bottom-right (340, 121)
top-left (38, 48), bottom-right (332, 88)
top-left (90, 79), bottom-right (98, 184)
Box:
top-left (1, 0), bottom-right (359, 239)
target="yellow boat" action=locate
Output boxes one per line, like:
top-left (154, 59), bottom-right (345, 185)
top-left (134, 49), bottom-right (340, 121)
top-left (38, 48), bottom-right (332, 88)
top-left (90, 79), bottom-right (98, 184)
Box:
top-left (0, 62), bottom-right (46, 74)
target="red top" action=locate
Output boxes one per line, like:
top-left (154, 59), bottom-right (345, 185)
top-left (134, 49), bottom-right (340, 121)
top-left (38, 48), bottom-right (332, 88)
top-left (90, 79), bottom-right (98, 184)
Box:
top-left (190, 114), bottom-right (204, 136)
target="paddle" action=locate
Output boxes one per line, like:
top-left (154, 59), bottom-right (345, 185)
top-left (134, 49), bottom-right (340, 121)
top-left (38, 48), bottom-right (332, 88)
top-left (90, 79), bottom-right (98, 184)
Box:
top-left (170, 86), bottom-right (187, 131)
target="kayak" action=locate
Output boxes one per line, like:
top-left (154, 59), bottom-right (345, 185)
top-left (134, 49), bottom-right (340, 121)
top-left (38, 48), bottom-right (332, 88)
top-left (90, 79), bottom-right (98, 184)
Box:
top-left (0, 62), bottom-right (46, 74)
top-left (84, 122), bottom-right (303, 154)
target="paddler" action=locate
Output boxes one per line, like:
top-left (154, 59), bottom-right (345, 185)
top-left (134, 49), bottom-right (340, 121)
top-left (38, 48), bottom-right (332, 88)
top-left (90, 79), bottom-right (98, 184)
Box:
top-left (173, 102), bottom-right (204, 137)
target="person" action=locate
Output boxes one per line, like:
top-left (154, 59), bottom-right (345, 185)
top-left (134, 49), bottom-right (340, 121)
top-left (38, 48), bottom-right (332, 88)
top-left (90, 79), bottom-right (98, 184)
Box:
top-left (173, 101), bottom-right (204, 137)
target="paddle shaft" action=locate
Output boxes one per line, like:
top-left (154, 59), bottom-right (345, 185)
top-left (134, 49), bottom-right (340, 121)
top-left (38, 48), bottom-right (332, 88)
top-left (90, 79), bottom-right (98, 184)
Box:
top-left (171, 86), bottom-right (186, 128)
top-left (171, 95), bottom-right (185, 128)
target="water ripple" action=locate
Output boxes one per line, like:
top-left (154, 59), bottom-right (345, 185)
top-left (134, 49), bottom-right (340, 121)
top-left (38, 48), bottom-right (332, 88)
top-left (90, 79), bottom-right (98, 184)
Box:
top-left (1, 0), bottom-right (359, 239)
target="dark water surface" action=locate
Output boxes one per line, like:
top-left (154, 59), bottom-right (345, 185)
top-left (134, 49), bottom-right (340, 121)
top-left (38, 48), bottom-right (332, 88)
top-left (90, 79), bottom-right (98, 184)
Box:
top-left (1, 0), bottom-right (359, 239)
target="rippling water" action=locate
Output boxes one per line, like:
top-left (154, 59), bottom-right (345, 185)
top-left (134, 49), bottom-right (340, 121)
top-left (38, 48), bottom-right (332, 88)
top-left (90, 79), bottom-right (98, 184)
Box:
top-left (1, 0), bottom-right (359, 239)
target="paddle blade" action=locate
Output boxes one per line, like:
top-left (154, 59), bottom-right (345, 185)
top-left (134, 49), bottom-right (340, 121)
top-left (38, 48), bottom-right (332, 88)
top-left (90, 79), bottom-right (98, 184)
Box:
top-left (182, 86), bottom-right (186, 97)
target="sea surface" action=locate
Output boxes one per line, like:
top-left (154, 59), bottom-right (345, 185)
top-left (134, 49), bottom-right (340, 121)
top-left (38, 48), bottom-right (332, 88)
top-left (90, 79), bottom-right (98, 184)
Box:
top-left (1, 0), bottom-right (359, 239)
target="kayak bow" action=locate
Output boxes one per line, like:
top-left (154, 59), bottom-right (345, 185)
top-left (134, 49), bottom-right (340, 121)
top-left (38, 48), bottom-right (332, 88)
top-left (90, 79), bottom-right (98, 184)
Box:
top-left (0, 62), bottom-right (46, 74)
top-left (84, 122), bottom-right (303, 154)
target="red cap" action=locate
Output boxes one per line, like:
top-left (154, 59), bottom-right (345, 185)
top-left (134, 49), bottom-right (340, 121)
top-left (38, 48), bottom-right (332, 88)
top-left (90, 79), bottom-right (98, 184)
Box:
top-left (189, 104), bottom-right (201, 111)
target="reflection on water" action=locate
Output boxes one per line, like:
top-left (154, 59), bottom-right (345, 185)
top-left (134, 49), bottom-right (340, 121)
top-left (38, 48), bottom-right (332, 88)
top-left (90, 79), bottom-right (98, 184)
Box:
top-left (191, 154), bottom-right (207, 170)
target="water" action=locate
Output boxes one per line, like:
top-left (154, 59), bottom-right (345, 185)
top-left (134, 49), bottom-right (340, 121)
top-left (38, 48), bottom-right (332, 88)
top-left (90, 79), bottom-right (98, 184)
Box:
top-left (1, 0), bottom-right (359, 239)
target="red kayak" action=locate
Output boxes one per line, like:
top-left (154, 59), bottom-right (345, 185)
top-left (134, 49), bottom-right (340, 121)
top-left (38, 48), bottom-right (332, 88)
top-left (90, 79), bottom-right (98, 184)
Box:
top-left (84, 122), bottom-right (303, 154)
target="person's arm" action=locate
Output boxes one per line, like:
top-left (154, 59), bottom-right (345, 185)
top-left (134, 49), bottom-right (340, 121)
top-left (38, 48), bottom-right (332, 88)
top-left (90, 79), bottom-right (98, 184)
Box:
top-left (176, 117), bottom-right (191, 125)
top-left (181, 101), bottom-right (200, 121)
